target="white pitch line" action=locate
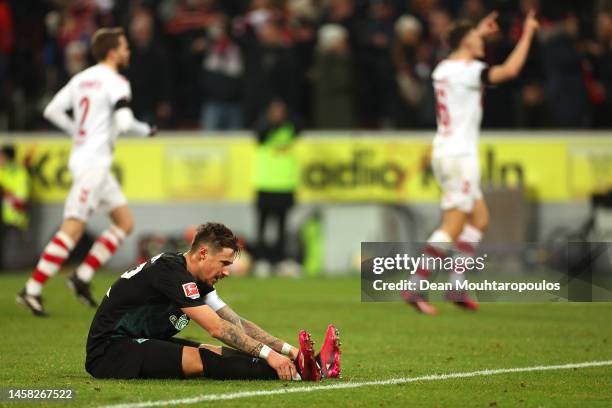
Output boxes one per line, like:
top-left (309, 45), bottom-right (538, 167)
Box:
top-left (98, 360), bottom-right (612, 408)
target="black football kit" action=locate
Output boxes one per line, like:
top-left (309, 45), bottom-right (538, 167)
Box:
top-left (85, 252), bottom-right (278, 380)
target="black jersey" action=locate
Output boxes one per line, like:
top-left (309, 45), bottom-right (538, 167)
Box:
top-left (86, 252), bottom-right (214, 365)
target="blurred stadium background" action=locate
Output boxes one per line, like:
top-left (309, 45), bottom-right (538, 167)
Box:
top-left (1, 0), bottom-right (612, 276)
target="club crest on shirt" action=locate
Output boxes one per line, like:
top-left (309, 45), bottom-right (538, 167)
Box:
top-left (182, 282), bottom-right (200, 299)
top-left (169, 314), bottom-right (190, 331)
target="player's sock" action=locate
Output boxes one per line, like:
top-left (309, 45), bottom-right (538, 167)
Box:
top-left (455, 224), bottom-right (482, 255)
top-left (199, 347), bottom-right (278, 380)
top-left (410, 229), bottom-right (453, 286)
top-left (76, 225), bottom-right (126, 283)
top-left (449, 224), bottom-right (482, 290)
top-left (26, 231), bottom-right (75, 296)
top-left (403, 230), bottom-right (451, 314)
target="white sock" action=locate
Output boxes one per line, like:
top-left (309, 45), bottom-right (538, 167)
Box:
top-left (450, 224), bottom-right (483, 290)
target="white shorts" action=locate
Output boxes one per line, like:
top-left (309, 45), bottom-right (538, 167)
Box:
top-left (432, 156), bottom-right (482, 213)
top-left (63, 168), bottom-right (127, 221)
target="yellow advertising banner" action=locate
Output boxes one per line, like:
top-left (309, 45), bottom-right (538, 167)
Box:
top-left (15, 137), bottom-right (256, 203)
top-left (10, 135), bottom-right (612, 204)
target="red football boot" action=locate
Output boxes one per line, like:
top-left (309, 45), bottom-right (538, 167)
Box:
top-left (445, 290), bottom-right (479, 311)
top-left (296, 330), bottom-right (322, 381)
top-left (317, 324), bottom-right (341, 378)
top-left (402, 290), bottom-right (438, 315)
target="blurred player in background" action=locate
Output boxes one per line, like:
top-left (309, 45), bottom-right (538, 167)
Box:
top-left (0, 144), bottom-right (31, 270)
top-left (403, 11), bottom-right (540, 314)
top-left (86, 222), bottom-right (341, 381)
top-left (17, 27), bottom-right (156, 317)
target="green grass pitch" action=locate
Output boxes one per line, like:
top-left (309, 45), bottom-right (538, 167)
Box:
top-left (1, 271), bottom-right (612, 407)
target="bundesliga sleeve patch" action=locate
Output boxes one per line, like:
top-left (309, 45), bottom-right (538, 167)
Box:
top-left (182, 282), bottom-right (200, 299)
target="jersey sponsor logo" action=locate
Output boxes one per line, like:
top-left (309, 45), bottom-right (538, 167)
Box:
top-left (169, 314), bottom-right (190, 331)
top-left (182, 282), bottom-right (200, 299)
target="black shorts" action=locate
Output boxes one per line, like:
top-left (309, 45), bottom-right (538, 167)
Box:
top-left (86, 337), bottom-right (201, 379)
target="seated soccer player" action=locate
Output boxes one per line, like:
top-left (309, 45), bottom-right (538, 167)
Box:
top-left (85, 222), bottom-right (341, 380)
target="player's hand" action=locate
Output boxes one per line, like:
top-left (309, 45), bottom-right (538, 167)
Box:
top-left (523, 9), bottom-right (540, 33)
top-left (477, 11), bottom-right (499, 37)
top-left (148, 124), bottom-right (158, 137)
top-left (266, 350), bottom-right (298, 381)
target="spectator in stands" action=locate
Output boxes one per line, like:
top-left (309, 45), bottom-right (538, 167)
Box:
top-left (0, 0), bottom-right (13, 129)
top-left (64, 41), bottom-right (88, 77)
top-left (508, 0), bottom-right (548, 128)
top-left (162, 0), bottom-right (221, 126)
top-left (312, 24), bottom-right (354, 128)
top-left (0, 144), bottom-right (31, 270)
top-left (359, 0), bottom-right (399, 128)
top-left (128, 8), bottom-right (173, 128)
top-left (588, 9), bottom-right (612, 127)
top-left (200, 17), bottom-right (243, 130)
top-left (239, 20), bottom-right (299, 126)
top-left (459, 0), bottom-right (486, 22)
top-left (3, 0), bottom-right (612, 131)
top-left (289, 13), bottom-right (318, 127)
top-left (393, 14), bottom-right (426, 127)
top-left (540, 11), bottom-right (592, 127)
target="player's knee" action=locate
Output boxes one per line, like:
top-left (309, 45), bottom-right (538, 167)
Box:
top-left (199, 344), bottom-right (223, 355)
top-left (472, 213), bottom-right (489, 232)
top-left (116, 218), bottom-right (134, 236)
top-left (61, 218), bottom-right (85, 242)
top-left (181, 346), bottom-right (204, 377)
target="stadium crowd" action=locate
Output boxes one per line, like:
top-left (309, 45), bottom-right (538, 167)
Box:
top-left (2, 0), bottom-right (612, 131)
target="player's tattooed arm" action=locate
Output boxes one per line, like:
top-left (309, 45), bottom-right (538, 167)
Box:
top-left (216, 319), bottom-right (265, 357)
top-left (217, 305), bottom-right (286, 354)
top-left (216, 305), bottom-right (244, 330)
top-left (184, 305), bottom-right (264, 357)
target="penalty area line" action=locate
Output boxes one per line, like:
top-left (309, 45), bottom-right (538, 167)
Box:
top-left (98, 360), bottom-right (612, 408)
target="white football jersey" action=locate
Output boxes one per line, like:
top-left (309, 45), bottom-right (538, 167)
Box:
top-left (431, 59), bottom-right (487, 158)
top-left (46, 64), bottom-right (131, 174)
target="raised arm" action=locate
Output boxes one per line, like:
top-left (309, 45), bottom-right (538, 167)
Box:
top-left (43, 83), bottom-right (76, 135)
top-left (216, 305), bottom-right (299, 359)
top-left (487, 10), bottom-right (539, 84)
top-left (476, 11), bottom-right (500, 37)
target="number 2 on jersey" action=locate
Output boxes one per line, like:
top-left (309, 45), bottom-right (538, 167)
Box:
top-left (78, 96), bottom-right (90, 137)
top-left (435, 88), bottom-right (451, 134)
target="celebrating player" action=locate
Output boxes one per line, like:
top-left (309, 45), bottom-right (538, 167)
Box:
top-left (85, 222), bottom-right (341, 381)
top-left (403, 11), bottom-right (540, 314)
top-left (17, 28), bottom-right (156, 316)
